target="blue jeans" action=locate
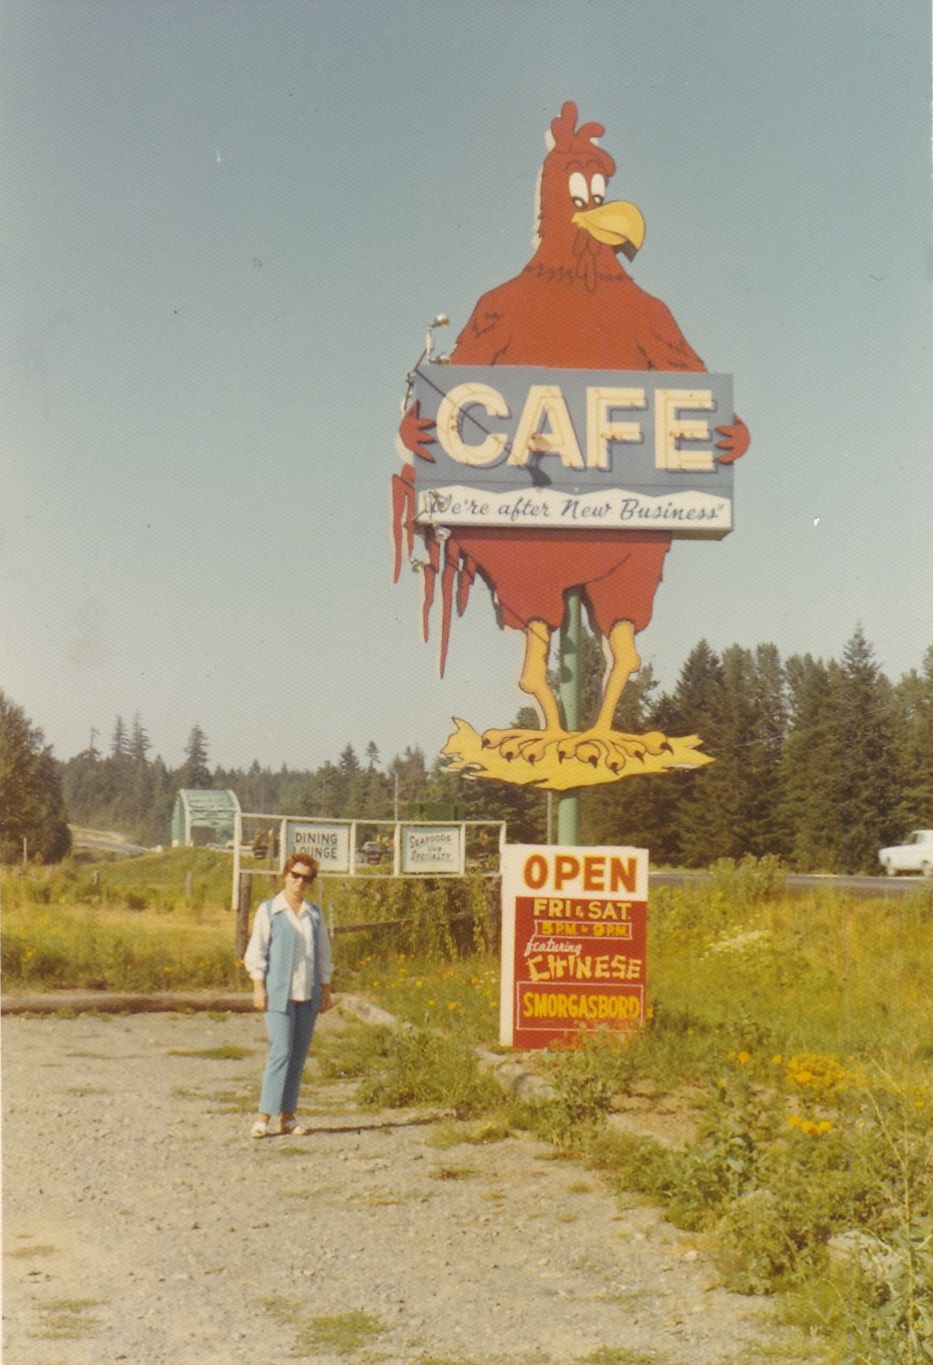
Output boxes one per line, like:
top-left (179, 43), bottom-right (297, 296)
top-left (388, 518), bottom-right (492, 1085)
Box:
top-left (259, 999), bottom-right (317, 1116)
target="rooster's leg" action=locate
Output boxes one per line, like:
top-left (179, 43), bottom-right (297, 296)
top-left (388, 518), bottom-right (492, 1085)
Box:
top-left (519, 620), bottom-right (562, 731)
top-left (483, 619), bottom-right (564, 761)
top-left (556, 621), bottom-right (669, 770)
top-left (594, 620), bottom-right (640, 731)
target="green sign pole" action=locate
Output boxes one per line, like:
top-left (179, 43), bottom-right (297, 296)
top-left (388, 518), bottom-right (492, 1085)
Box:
top-left (557, 589), bottom-right (581, 845)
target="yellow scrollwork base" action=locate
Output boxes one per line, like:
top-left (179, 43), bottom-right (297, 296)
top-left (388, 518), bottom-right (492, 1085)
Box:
top-left (442, 719), bottom-right (713, 792)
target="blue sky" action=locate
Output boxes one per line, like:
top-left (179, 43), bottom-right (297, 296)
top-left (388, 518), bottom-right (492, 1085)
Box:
top-left (2, 0), bottom-right (931, 773)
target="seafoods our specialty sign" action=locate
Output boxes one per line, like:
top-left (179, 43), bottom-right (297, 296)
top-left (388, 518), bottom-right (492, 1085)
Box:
top-left (413, 365), bottom-right (734, 538)
top-left (500, 845), bottom-right (648, 1048)
top-left (399, 823), bottom-right (463, 874)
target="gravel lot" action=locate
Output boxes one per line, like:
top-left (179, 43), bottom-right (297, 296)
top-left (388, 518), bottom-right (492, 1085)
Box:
top-left (2, 1003), bottom-right (816, 1364)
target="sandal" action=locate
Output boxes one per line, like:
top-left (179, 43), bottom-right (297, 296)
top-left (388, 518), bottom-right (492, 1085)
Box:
top-left (250, 1120), bottom-right (270, 1139)
top-left (280, 1120), bottom-right (310, 1136)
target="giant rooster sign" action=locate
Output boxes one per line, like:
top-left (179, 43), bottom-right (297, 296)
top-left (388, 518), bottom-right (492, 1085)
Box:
top-left (392, 102), bottom-right (749, 791)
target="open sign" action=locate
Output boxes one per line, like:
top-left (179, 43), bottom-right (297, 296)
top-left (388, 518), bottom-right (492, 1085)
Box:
top-left (500, 844), bottom-right (649, 1048)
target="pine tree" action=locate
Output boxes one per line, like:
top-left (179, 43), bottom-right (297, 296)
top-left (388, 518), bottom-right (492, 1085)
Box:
top-left (836, 627), bottom-right (896, 872)
top-left (656, 641), bottom-right (727, 866)
top-left (583, 662), bottom-right (662, 849)
top-left (745, 644), bottom-right (790, 856)
top-left (180, 724), bottom-right (212, 789)
top-left (315, 762), bottom-right (341, 817)
top-left (130, 714), bottom-right (151, 764)
top-left (101, 713), bottom-right (135, 822)
top-left (780, 655), bottom-right (845, 870)
top-left (338, 746), bottom-right (360, 778)
top-left (110, 715), bottom-right (129, 758)
top-left (60, 746), bottom-right (101, 828)
top-left (389, 747), bottom-right (429, 814)
top-left (354, 765), bottom-right (393, 819)
top-left (241, 759), bottom-right (269, 812)
top-left (694, 642), bottom-right (789, 861)
top-left (330, 744), bottom-right (361, 815)
top-left (143, 756), bottom-right (175, 846)
top-left (889, 645), bottom-right (933, 833)
top-left (0, 691), bottom-right (71, 862)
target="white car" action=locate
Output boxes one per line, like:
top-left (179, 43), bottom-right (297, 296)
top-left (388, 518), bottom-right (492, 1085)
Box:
top-left (878, 830), bottom-right (933, 877)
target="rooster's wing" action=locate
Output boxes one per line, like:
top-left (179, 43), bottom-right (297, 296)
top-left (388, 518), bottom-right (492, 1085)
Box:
top-left (450, 280), bottom-right (523, 365)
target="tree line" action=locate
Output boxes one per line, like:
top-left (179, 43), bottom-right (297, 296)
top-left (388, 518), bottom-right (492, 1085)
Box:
top-left (2, 627), bottom-right (931, 872)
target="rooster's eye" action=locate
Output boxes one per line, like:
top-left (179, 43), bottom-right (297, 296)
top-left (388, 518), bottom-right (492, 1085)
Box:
top-left (568, 172), bottom-right (588, 209)
top-left (591, 173), bottom-right (606, 206)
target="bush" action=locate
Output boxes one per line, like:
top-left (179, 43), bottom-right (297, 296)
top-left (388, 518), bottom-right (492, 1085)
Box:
top-left (327, 875), bottom-right (496, 963)
top-left (356, 1025), bottom-right (503, 1118)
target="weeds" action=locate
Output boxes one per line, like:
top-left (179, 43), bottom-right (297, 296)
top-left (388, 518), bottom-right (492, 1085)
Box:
top-left (33, 1298), bottom-right (102, 1340)
top-left (426, 1117), bottom-right (523, 1148)
top-left (260, 1298), bottom-right (385, 1356)
top-left (325, 875), bottom-right (498, 960)
top-left (1, 902), bottom-right (240, 992)
top-left (2, 846), bottom-right (232, 912)
top-left (340, 950), bottom-right (501, 1046)
top-left (538, 1037), bottom-right (614, 1149)
top-left (5, 1243), bottom-right (57, 1259)
top-left (166, 1045), bottom-right (254, 1060)
top-left (578, 1349), bottom-right (660, 1365)
top-left (356, 1024), bottom-right (503, 1118)
top-left (506, 861), bottom-right (933, 1361)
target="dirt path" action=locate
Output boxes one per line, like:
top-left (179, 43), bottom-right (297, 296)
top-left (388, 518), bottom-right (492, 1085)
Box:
top-left (2, 1007), bottom-right (817, 1364)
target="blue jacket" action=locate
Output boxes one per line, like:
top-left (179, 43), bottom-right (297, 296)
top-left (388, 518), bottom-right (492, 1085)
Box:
top-left (246, 896), bottom-right (331, 1013)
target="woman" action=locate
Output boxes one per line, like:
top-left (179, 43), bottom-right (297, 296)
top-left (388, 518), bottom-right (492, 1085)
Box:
top-left (244, 851), bottom-right (334, 1138)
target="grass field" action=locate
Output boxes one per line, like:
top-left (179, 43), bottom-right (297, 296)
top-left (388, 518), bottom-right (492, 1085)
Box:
top-left (1, 848), bottom-right (240, 991)
top-left (3, 851), bottom-right (933, 1358)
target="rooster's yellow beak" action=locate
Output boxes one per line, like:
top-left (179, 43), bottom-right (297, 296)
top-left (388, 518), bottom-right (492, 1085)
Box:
top-left (572, 200), bottom-right (646, 261)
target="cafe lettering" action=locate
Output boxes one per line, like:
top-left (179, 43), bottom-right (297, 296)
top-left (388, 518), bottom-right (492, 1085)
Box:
top-left (413, 365), bottom-right (734, 537)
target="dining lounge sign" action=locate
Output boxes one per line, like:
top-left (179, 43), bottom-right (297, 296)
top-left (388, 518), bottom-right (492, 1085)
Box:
top-left (412, 364), bottom-right (734, 538)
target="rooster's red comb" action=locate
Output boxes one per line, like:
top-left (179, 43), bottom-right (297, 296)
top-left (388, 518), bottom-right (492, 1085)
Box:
top-left (550, 100), bottom-right (605, 151)
top-left (547, 101), bottom-right (616, 178)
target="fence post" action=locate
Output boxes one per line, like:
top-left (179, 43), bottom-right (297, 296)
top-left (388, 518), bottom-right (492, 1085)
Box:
top-left (235, 873), bottom-right (252, 961)
top-left (482, 875), bottom-right (502, 949)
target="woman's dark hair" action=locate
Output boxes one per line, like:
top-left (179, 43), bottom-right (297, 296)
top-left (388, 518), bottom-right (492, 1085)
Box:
top-left (282, 851), bottom-right (320, 881)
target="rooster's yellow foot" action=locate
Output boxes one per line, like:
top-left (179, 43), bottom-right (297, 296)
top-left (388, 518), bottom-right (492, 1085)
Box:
top-left (556, 729), bottom-right (673, 771)
top-left (481, 727), bottom-right (565, 762)
top-left (515, 735), bottom-right (557, 765)
top-left (555, 735), bottom-right (607, 767)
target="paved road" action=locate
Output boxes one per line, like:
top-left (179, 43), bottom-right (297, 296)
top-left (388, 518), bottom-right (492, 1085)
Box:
top-left (649, 870), bottom-right (932, 899)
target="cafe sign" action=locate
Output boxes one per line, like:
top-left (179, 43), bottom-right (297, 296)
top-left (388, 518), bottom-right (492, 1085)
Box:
top-left (413, 365), bottom-right (734, 538)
